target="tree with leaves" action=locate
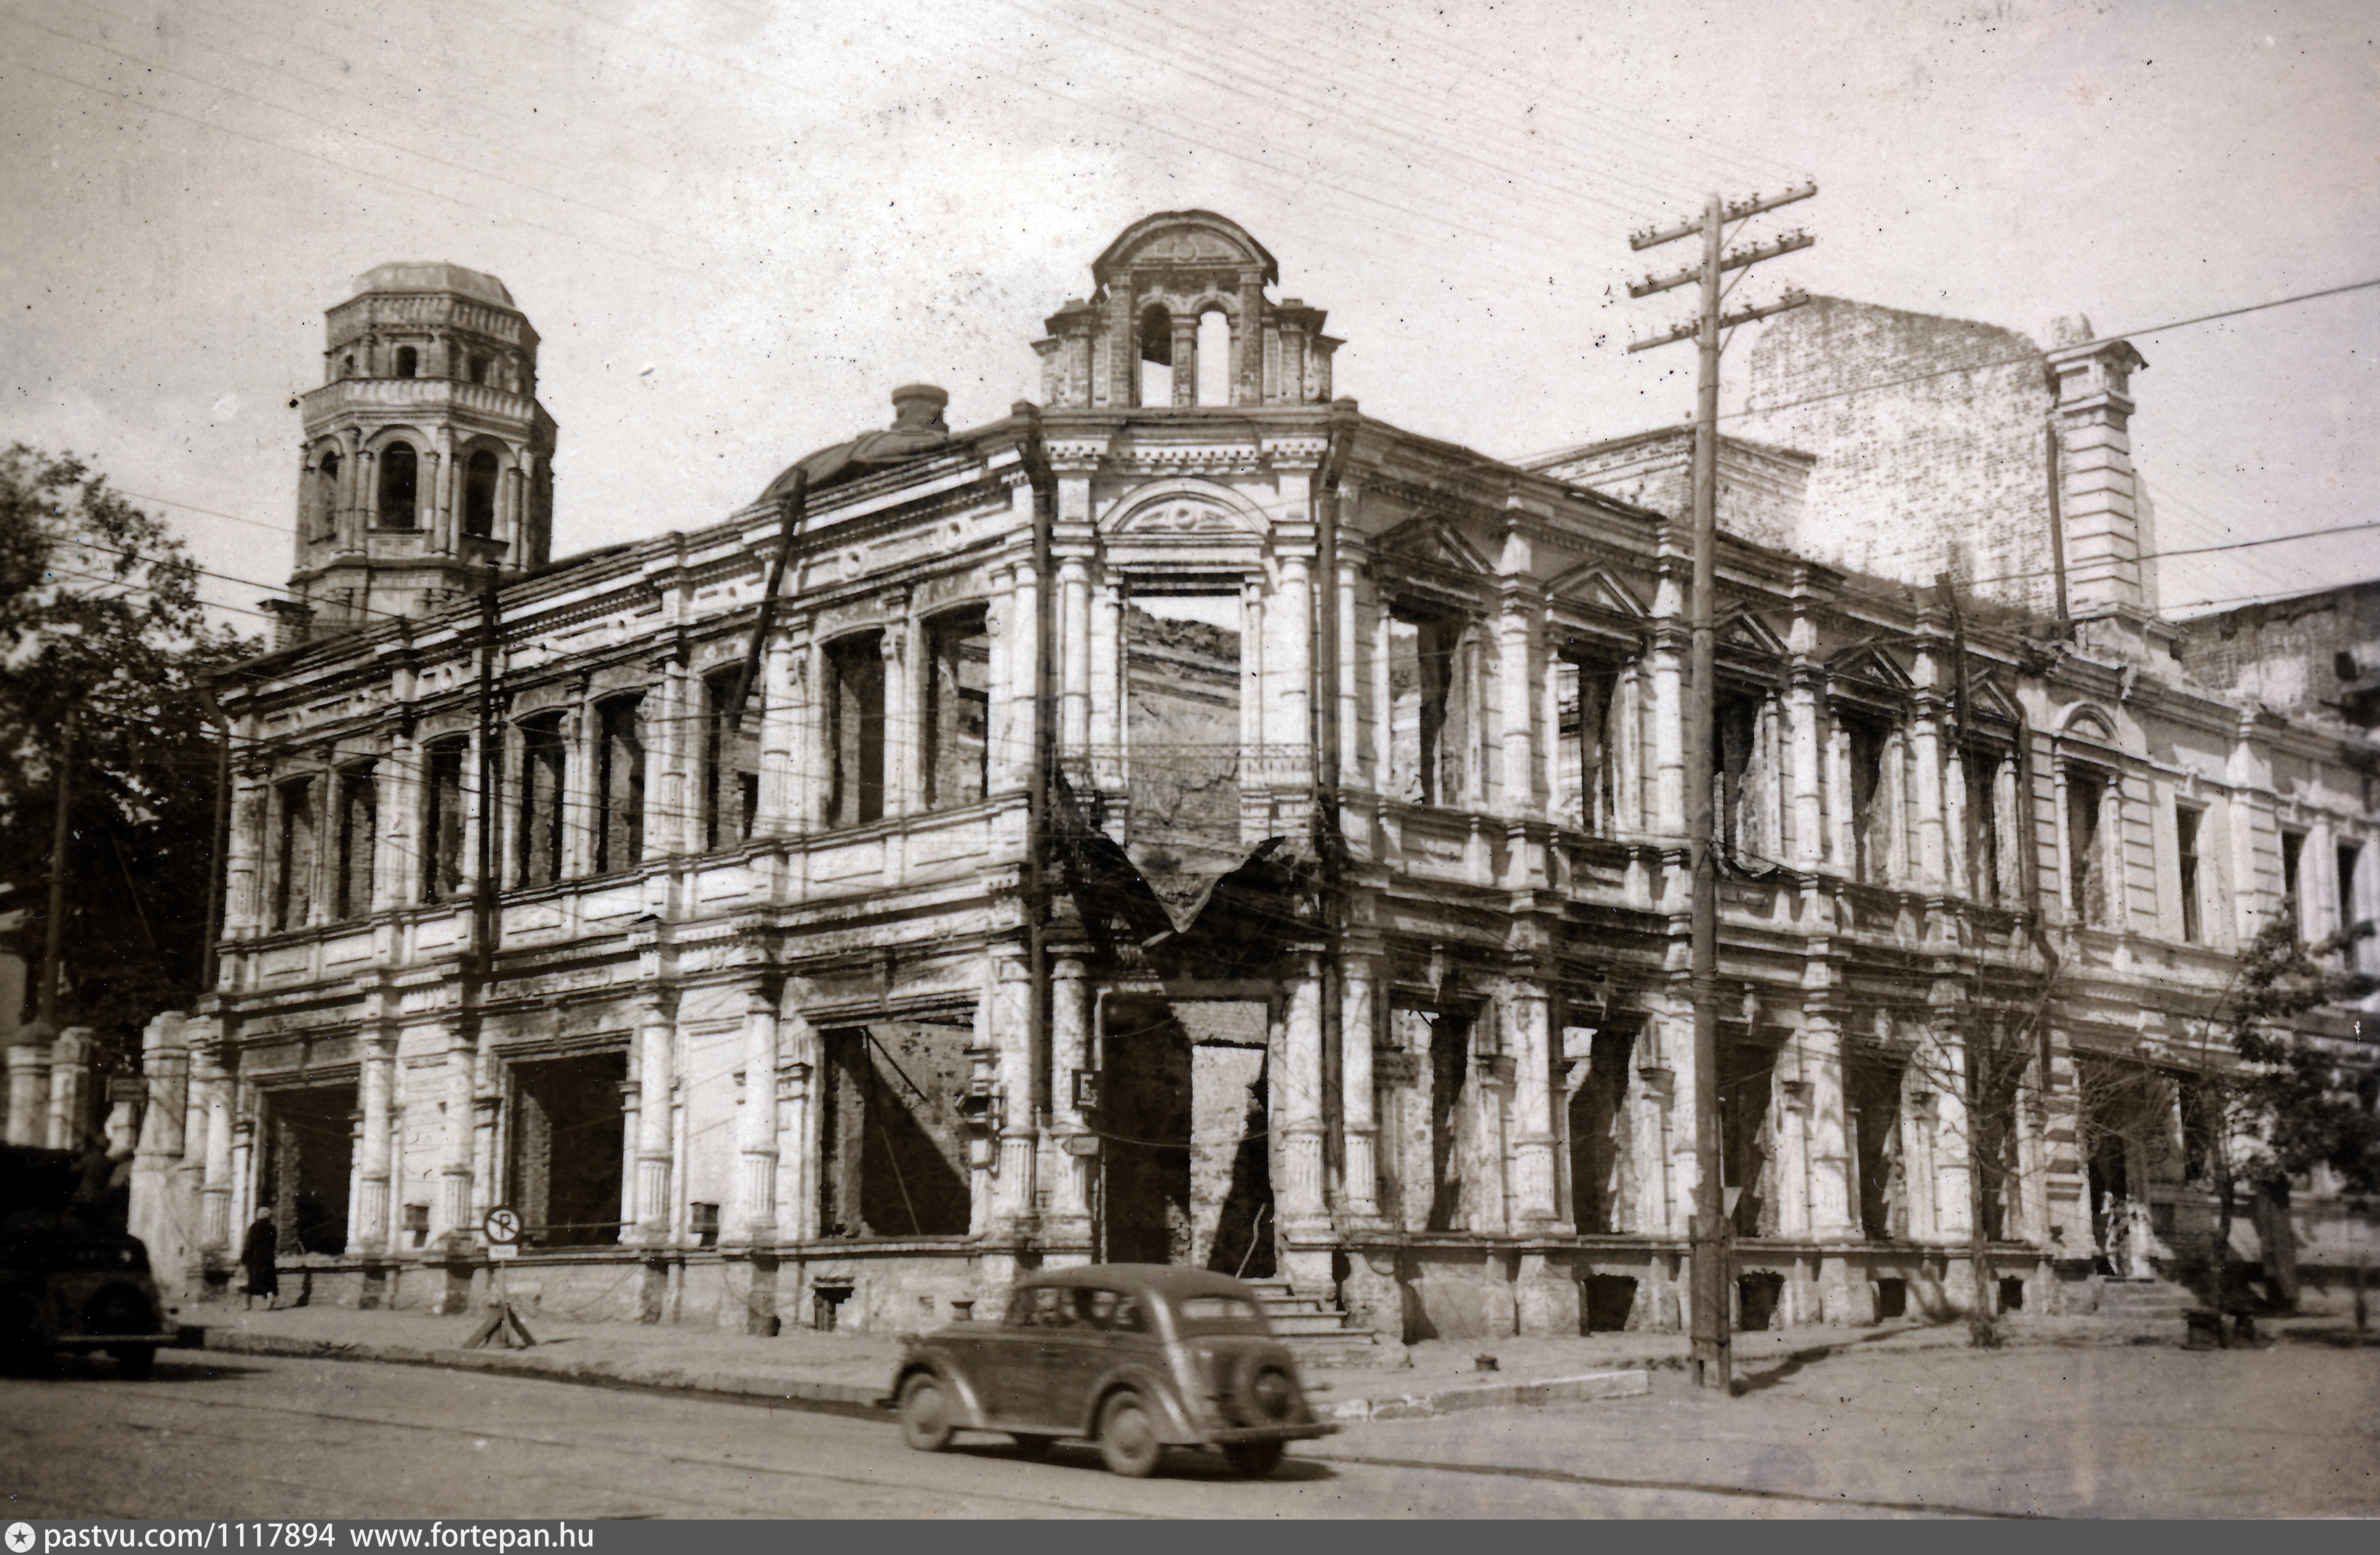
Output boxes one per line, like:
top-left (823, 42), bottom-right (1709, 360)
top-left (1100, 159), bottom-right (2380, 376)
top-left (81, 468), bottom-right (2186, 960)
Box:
top-left (0, 443), bottom-right (259, 1108)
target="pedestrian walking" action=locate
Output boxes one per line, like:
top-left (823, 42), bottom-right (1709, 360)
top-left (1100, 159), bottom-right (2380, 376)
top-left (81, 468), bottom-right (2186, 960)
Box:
top-left (240, 1211), bottom-right (280, 1311)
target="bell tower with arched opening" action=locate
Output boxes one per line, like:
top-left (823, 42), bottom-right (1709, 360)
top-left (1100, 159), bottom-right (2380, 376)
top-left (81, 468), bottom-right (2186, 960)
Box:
top-left (1034, 211), bottom-right (1339, 410)
top-left (282, 262), bottom-right (557, 637)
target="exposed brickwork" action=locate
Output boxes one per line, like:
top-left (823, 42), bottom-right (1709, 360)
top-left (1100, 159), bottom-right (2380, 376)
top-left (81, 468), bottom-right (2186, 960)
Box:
top-left (2176, 580), bottom-right (2380, 728)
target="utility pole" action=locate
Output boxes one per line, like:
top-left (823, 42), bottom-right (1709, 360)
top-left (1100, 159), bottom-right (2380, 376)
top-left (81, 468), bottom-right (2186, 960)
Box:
top-left (35, 706), bottom-right (77, 1035)
top-left (1628, 182), bottom-right (1816, 1392)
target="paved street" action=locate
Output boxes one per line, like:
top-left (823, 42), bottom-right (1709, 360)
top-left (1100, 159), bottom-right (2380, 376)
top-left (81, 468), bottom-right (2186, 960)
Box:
top-left (4, 1338), bottom-right (2375, 1519)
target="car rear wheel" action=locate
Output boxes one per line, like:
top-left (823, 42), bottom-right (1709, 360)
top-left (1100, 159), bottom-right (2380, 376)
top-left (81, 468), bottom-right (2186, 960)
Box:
top-left (1097, 1390), bottom-right (1163, 1479)
top-left (1223, 1440), bottom-right (1285, 1478)
top-left (1232, 1356), bottom-right (1300, 1428)
top-left (112, 1345), bottom-right (156, 1382)
top-left (897, 1373), bottom-right (955, 1453)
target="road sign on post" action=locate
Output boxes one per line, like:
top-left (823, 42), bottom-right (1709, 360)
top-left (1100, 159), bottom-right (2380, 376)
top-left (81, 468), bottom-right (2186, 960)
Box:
top-left (462, 1207), bottom-right (537, 1350)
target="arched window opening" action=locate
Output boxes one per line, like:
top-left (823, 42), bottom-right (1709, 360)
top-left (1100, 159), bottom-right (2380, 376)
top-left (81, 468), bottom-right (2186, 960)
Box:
top-left (313, 453), bottom-right (341, 539)
top-left (1138, 303), bottom-right (1174, 408)
top-left (469, 355), bottom-right (490, 385)
top-left (377, 442), bottom-right (418, 529)
top-left (1195, 308), bottom-right (1231, 406)
top-left (463, 449), bottom-right (499, 538)
top-left (395, 346), bottom-right (418, 379)
top-left (342, 353), bottom-right (356, 378)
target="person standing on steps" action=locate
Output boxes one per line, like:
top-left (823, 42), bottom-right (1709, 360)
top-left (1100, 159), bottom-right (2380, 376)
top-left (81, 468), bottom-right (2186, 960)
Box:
top-left (240, 1211), bottom-right (280, 1311)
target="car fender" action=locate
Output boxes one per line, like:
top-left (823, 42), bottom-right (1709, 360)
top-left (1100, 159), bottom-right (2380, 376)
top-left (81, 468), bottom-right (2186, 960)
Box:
top-left (893, 1354), bottom-right (993, 1429)
top-left (1079, 1361), bottom-right (1202, 1444)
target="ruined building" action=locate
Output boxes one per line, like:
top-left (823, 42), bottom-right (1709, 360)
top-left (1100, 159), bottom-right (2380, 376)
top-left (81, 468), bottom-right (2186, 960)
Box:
top-left (127, 220), bottom-right (2377, 1338)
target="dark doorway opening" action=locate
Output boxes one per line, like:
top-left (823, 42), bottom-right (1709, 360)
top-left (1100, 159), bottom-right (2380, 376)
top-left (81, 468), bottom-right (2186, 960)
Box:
top-left (1736, 1270), bottom-right (1784, 1332)
top-left (1101, 1003), bottom-right (1193, 1266)
top-left (1582, 1274), bottom-right (1638, 1333)
top-left (1848, 1055), bottom-right (1906, 1240)
top-left (261, 1085), bottom-right (356, 1255)
top-left (1567, 1027), bottom-right (1633, 1233)
top-left (820, 1024), bottom-right (972, 1238)
top-left (510, 1052), bottom-right (626, 1248)
top-left (1718, 1040), bottom-right (1775, 1237)
top-left (1875, 1276), bottom-right (1908, 1319)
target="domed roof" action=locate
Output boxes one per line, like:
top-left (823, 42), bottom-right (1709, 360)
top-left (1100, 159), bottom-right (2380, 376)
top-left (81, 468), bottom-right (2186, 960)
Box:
top-left (759, 385), bottom-right (952, 503)
top-left (350, 263), bottom-right (517, 308)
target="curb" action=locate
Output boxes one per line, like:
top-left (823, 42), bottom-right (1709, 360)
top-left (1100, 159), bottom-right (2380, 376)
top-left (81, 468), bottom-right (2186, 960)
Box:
top-left (1320, 1369), bottom-right (1651, 1422)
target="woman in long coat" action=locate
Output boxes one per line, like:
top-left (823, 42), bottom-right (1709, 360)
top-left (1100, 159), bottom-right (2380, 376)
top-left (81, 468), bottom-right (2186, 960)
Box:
top-left (240, 1212), bottom-right (279, 1310)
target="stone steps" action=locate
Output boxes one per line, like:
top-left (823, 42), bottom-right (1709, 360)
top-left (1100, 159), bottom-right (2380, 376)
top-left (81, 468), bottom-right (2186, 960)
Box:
top-left (2095, 1277), bottom-right (2199, 1319)
top-left (1246, 1278), bottom-right (1387, 1357)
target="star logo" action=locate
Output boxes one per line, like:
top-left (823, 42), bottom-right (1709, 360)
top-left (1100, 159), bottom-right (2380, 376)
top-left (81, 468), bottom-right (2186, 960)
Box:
top-left (6, 1520), bottom-right (36, 1553)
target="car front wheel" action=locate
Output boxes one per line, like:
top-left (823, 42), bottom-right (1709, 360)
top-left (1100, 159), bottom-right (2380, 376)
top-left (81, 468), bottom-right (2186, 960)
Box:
top-left (1097, 1390), bottom-right (1163, 1479)
top-left (897, 1373), bottom-right (955, 1453)
top-left (1223, 1439), bottom-right (1284, 1478)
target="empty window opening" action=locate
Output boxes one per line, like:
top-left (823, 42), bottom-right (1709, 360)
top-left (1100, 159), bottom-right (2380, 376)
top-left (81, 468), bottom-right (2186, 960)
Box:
top-left (819, 1022), bottom-right (972, 1238)
top-left (1716, 689), bottom-right (1763, 862)
top-left (1138, 303), bottom-right (1174, 408)
top-left (463, 449), bottom-right (499, 539)
top-left (1736, 1271), bottom-right (1784, 1332)
top-left (1389, 606), bottom-right (1466, 807)
top-left (701, 667), bottom-right (760, 852)
top-left (311, 453), bottom-right (341, 540)
top-left (2338, 840), bottom-right (2362, 938)
top-left (517, 714), bottom-right (567, 887)
top-left (469, 354), bottom-right (491, 385)
top-left (1122, 596), bottom-right (1242, 915)
top-left (1997, 1276), bottom-right (2026, 1313)
top-left (2067, 770), bottom-right (2108, 926)
top-left (2337, 650), bottom-right (2360, 682)
top-left (2179, 1075), bottom-right (2217, 1187)
top-left (1194, 308), bottom-right (1231, 406)
top-left (422, 737), bottom-right (468, 903)
top-left (1103, 999), bottom-right (1273, 1275)
top-left (1566, 1027), bottom-right (1634, 1234)
top-left (1558, 659), bottom-right (1622, 835)
top-left (508, 1052), bottom-right (626, 1249)
top-left (1719, 1040), bottom-right (1775, 1238)
top-left (1843, 715), bottom-right (1889, 883)
top-left (260, 1084), bottom-right (355, 1255)
top-left (924, 606), bottom-right (990, 810)
top-left (1848, 1055), bottom-right (1905, 1240)
top-left (593, 694), bottom-right (644, 874)
top-left (341, 353), bottom-right (356, 378)
top-left (1965, 747), bottom-right (2002, 905)
top-left (825, 633), bottom-right (886, 827)
top-left (1874, 1277), bottom-right (1908, 1319)
top-left (334, 764), bottom-right (376, 920)
top-left (271, 776), bottom-right (317, 931)
top-left (1409, 1010), bottom-right (1480, 1235)
top-left (377, 442), bottom-right (419, 529)
top-left (394, 346), bottom-right (417, 379)
top-left (2280, 828), bottom-right (2305, 934)
top-left (1582, 1274), bottom-right (1638, 1334)
top-left (2176, 804), bottom-right (2205, 943)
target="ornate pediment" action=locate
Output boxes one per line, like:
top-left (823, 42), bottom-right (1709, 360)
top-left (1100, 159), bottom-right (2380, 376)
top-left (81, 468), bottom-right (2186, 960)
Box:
top-left (1104, 479), bottom-right (1266, 539)
top-left (1378, 515), bottom-right (1492, 576)
top-left (1717, 608), bottom-right (1790, 660)
top-left (1831, 643), bottom-right (1913, 694)
top-left (1547, 562), bottom-right (1648, 619)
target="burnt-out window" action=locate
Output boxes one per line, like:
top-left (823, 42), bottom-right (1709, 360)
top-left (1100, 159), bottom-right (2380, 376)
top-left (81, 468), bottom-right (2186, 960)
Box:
top-left (1843, 714), bottom-right (1890, 884)
top-left (394, 346), bottom-right (418, 379)
top-left (1559, 659), bottom-right (1622, 835)
top-left (508, 1052), bottom-right (626, 1248)
top-left (593, 694), bottom-right (645, 875)
top-left (462, 449), bottom-right (499, 539)
top-left (334, 763), bottom-right (377, 919)
top-left (1965, 746), bottom-right (2002, 906)
top-left (818, 1022), bottom-right (972, 1237)
top-left (1567, 1027), bottom-right (1633, 1234)
top-left (701, 666), bottom-right (759, 851)
top-left (1716, 688), bottom-right (1764, 862)
top-left (825, 632), bottom-right (885, 827)
top-left (2280, 827), bottom-right (2305, 936)
top-left (2176, 804), bottom-right (2205, 943)
top-left (377, 442), bottom-right (418, 529)
top-left (924, 606), bottom-right (990, 810)
top-left (2068, 768), bottom-right (2108, 927)
top-left (1848, 1054), bottom-right (1905, 1241)
top-left (1719, 1040), bottom-right (1775, 1238)
top-left (1389, 605), bottom-right (1467, 807)
top-left (2338, 840), bottom-right (2363, 940)
top-left (311, 453), bottom-right (341, 540)
top-left (271, 775), bottom-right (317, 930)
top-left (518, 713), bottom-right (567, 887)
top-left (468, 354), bottom-right (490, 385)
top-left (422, 737), bottom-right (468, 903)
top-left (260, 1084), bottom-right (355, 1254)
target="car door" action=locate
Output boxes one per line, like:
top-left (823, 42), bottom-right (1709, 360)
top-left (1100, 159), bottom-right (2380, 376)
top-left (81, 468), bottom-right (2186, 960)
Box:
top-left (1035, 1286), bottom-right (1118, 1433)
top-left (970, 1284), bottom-right (1060, 1423)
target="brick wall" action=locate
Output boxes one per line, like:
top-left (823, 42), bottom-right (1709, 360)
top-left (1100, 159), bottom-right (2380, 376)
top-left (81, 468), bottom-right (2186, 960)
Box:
top-left (2175, 580), bottom-right (2380, 727)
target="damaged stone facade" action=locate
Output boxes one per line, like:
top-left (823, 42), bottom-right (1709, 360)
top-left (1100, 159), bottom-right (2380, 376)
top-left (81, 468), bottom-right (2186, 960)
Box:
top-left (129, 214), bottom-right (2378, 1340)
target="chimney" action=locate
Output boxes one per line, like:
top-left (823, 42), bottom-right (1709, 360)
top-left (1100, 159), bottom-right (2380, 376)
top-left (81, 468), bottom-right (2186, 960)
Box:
top-left (2047, 327), bottom-right (2152, 643)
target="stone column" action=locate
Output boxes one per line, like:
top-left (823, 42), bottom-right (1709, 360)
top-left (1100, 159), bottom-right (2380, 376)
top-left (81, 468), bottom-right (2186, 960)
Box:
top-left (378, 729), bottom-right (419, 913)
top-left (130, 1013), bottom-right (190, 1280)
top-left (1235, 270), bottom-right (1266, 403)
top-left (1789, 671), bottom-right (1822, 867)
top-left (1929, 1015), bottom-right (1973, 1245)
top-left (990, 946), bottom-right (1037, 1233)
top-left (351, 1031), bottom-right (395, 1254)
top-left (1337, 555), bottom-right (1363, 791)
top-left (1338, 956), bottom-right (1382, 1223)
top-left (1276, 555), bottom-right (1313, 787)
top-left (195, 1048), bottom-right (235, 1255)
top-left (3, 1042), bottom-right (47, 1147)
top-left (1047, 957), bottom-right (1094, 1248)
top-left (754, 636), bottom-right (799, 835)
top-left (776, 1003), bottom-right (817, 1241)
top-left (1058, 556), bottom-right (1092, 758)
top-left (1279, 958), bottom-right (1329, 1235)
top-left (1007, 547), bottom-right (1041, 795)
top-left (630, 993), bottom-right (676, 1245)
top-left (1800, 1009), bottom-right (1856, 1239)
top-left (1498, 594), bottom-right (1538, 820)
top-left (1650, 625), bottom-right (1686, 835)
top-left (44, 1027), bottom-right (89, 1150)
top-left (223, 770), bottom-right (269, 939)
top-left (1507, 978), bottom-right (1559, 1226)
top-left (1170, 314), bottom-right (1197, 406)
top-left (1913, 693), bottom-right (1946, 893)
top-left (435, 1020), bottom-right (476, 1246)
top-left (735, 983), bottom-right (781, 1244)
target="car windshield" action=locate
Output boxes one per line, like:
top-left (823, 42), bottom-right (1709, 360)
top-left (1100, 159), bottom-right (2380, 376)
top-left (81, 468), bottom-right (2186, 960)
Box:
top-left (1171, 1294), bottom-right (1268, 1334)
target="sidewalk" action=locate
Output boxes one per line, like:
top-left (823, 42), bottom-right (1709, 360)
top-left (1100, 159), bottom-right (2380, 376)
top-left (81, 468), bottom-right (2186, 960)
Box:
top-left (175, 1299), bottom-right (2267, 1424)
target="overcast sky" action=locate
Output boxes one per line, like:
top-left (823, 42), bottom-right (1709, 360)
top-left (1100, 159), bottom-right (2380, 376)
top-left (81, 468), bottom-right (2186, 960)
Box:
top-left (5, 0), bottom-right (2375, 635)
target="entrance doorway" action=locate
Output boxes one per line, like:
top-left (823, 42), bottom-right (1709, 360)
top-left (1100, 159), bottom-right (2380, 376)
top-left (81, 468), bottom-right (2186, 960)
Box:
top-left (1098, 999), bottom-right (1273, 1277)
top-left (509, 1052), bottom-right (626, 1248)
top-left (260, 1084), bottom-right (356, 1254)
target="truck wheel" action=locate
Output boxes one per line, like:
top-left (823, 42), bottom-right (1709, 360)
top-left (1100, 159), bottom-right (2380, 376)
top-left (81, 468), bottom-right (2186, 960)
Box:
top-left (113, 1346), bottom-right (156, 1382)
top-left (897, 1373), bottom-right (955, 1452)
top-left (1224, 1439), bottom-right (1285, 1478)
top-left (1097, 1390), bottom-right (1162, 1479)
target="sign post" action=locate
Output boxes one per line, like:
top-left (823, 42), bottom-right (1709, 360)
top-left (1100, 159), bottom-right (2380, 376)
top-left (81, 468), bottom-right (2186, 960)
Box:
top-left (460, 1207), bottom-right (537, 1350)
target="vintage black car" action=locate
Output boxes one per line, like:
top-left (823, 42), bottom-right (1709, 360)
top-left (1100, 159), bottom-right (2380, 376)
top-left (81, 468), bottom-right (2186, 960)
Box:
top-left (888, 1264), bottom-right (1336, 1478)
top-left (0, 1145), bottom-right (179, 1378)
